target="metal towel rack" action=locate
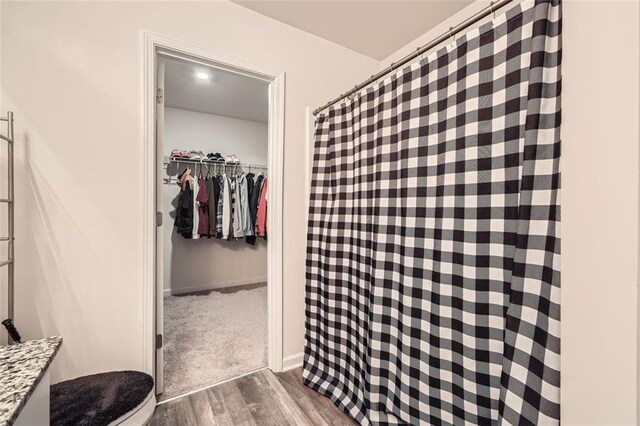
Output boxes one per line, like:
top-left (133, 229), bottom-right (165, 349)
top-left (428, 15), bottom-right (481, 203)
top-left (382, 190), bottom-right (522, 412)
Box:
top-left (0, 112), bottom-right (14, 343)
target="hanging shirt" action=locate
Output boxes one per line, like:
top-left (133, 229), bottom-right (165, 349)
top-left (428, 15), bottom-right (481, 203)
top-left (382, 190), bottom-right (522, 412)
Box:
top-left (229, 175), bottom-right (242, 239)
top-left (192, 176), bottom-right (200, 239)
top-left (216, 175), bottom-right (224, 238)
top-left (206, 176), bottom-right (217, 237)
top-left (256, 177), bottom-right (268, 238)
top-left (244, 173), bottom-right (256, 245)
top-left (246, 174), bottom-right (263, 246)
top-left (246, 172), bottom-right (255, 209)
top-left (238, 173), bottom-right (252, 237)
top-left (222, 174), bottom-right (231, 240)
top-left (197, 177), bottom-right (209, 236)
top-left (234, 174), bottom-right (247, 238)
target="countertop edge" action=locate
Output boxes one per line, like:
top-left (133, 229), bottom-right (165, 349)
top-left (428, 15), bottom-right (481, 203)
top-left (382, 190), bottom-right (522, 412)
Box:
top-left (0, 336), bottom-right (63, 426)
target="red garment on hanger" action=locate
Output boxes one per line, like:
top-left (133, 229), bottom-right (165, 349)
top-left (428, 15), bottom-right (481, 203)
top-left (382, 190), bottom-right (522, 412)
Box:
top-left (197, 177), bottom-right (209, 235)
top-left (256, 178), bottom-right (267, 238)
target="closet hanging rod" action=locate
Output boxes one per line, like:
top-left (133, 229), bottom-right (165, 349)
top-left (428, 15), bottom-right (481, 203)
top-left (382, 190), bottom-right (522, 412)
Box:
top-left (313, 0), bottom-right (514, 116)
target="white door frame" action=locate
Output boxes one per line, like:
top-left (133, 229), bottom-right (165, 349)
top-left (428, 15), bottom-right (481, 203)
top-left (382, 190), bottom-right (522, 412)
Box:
top-left (140, 31), bottom-right (285, 386)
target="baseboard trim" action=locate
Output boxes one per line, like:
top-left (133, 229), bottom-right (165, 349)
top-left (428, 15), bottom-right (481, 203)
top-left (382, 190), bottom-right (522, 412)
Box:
top-left (282, 352), bottom-right (304, 372)
top-left (164, 277), bottom-right (268, 296)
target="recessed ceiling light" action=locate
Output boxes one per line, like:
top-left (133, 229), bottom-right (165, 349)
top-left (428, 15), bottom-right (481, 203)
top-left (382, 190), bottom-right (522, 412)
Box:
top-left (196, 72), bottom-right (210, 80)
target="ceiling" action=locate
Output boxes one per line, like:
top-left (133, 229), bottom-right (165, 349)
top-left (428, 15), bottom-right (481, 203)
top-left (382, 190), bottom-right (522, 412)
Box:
top-left (230, 1), bottom-right (474, 60)
top-left (163, 56), bottom-right (269, 123)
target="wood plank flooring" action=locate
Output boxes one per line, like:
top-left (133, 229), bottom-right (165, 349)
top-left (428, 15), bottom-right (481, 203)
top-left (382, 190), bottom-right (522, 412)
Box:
top-left (149, 368), bottom-right (357, 425)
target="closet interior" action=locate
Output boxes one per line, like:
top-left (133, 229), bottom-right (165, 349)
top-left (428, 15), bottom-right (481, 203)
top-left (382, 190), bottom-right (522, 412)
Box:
top-left (158, 55), bottom-right (270, 401)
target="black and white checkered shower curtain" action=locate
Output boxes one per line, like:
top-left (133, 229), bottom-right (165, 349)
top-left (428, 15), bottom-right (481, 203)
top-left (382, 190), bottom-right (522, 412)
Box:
top-left (304, 0), bottom-right (561, 424)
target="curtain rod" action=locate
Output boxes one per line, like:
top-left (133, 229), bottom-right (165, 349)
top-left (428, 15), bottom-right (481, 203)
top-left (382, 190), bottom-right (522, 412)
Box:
top-left (313, 0), bottom-right (514, 116)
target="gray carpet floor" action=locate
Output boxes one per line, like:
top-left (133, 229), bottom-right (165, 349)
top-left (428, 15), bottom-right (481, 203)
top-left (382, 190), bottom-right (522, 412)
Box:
top-left (160, 283), bottom-right (268, 401)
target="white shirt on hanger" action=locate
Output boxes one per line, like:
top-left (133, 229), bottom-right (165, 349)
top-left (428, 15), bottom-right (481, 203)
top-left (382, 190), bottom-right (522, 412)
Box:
top-left (192, 176), bottom-right (200, 239)
top-left (233, 174), bottom-right (245, 238)
top-left (222, 173), bottom-right (231, 239)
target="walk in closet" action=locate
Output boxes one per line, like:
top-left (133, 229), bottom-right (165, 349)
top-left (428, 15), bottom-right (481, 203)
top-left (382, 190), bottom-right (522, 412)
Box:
top-left (157, 55), bottom-right (270, 401)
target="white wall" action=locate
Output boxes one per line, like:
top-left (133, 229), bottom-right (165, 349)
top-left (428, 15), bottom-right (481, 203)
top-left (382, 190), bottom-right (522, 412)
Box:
top-left (163, 108), bottom-right (267, 294)
top-left (164, 107), bottom-right (268, 166)
top-left (381, 1), bottom-right (640, 424)
top-left (0, 0), bottom-right (379, 383)
top-left (0, 0), bottom-right (6, 345)
top-left (0, 0), bottom-right (5, 344)
top-left (562, 2), bottom-right (639, 424)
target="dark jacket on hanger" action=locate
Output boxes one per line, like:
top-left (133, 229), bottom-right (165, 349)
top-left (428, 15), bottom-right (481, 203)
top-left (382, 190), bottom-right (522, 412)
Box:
top-left (246, 173), bottom-right (255, 207)
top-left (215, 175), bottom-right (225, 238)
top-left (175, 179), bottom-right (194, 238)
top-left (246, 174), bottom-right (264, 245)
top-left (244, 173), bottom-right (255, 245)
top-left (206, 176), bottom-right (218, 237)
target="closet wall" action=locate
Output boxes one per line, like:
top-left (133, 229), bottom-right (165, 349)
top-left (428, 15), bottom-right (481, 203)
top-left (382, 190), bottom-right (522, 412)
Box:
top-left (163, 107), bottom-right (267, 294)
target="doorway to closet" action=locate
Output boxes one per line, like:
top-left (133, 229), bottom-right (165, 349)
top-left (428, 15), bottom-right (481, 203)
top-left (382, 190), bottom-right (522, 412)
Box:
top-left (146, 36), bottom-right (285, 403)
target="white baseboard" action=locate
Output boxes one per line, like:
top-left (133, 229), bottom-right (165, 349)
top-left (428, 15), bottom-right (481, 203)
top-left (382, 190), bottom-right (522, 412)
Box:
top-left (163, 276), bottom-right (267, 296)
top-left (282, 352), bottom-right (304, 372)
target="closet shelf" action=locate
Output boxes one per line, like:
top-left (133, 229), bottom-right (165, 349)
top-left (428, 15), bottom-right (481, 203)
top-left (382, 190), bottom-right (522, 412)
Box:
top-left (164, 156), bottom-right (267, 170)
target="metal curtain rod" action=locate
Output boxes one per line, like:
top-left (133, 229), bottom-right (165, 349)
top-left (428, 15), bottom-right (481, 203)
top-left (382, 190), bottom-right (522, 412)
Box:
top-left (313, 0), bottom-right (514, 116)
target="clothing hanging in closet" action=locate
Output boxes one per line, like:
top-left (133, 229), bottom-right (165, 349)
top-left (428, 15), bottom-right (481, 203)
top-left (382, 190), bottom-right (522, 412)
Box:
top-left (231, 175), bottom-right (244, 239)
top-left (256, 178), bottom-right (268, 239)
top-left (246, 174), bottom-right (264, 245)
top-left (206, 175), bottom-right (217, 237)
top-left (191, 176), bottom-right (200, 239)
top-left (174, 171), bottom-right (193, 238)
top-left (215, 175), bottom-right (225, 238)
top-left (172, 166), bottom-right (267, 245)
top-left (196, 176), bottom-right (209, 236)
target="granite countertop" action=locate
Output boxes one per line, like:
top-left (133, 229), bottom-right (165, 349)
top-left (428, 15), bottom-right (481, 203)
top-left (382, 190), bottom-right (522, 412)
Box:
top-left (0, 336), bottom-right (62, 426)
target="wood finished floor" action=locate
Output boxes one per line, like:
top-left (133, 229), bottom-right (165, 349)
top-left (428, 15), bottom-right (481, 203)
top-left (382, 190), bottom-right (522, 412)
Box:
top-left (149, 367), bottom-right (357, 425)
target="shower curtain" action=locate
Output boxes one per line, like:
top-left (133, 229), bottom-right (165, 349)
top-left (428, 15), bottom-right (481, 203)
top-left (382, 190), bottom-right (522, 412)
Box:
top-left (303, 0), bottom-right (561, 424)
